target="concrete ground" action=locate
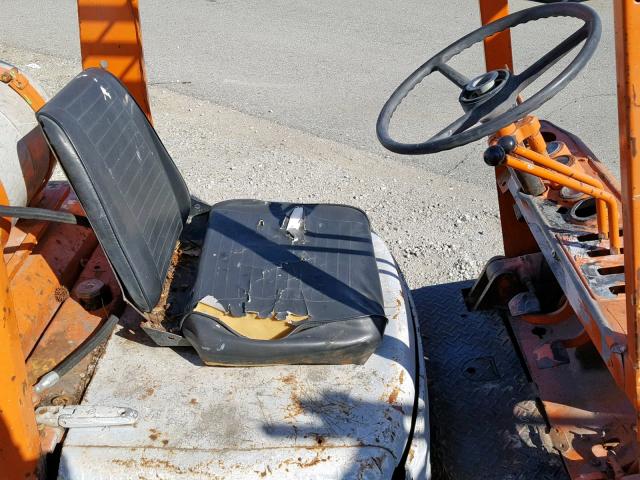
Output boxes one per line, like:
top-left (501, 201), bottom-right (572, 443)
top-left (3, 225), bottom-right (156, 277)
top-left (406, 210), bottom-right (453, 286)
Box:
top-left (0, 0), bottom-right (619, 289)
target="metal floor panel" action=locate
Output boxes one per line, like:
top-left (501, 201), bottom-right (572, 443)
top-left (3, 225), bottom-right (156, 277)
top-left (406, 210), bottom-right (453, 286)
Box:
top-left (413, 281), bottom-right (567, 480)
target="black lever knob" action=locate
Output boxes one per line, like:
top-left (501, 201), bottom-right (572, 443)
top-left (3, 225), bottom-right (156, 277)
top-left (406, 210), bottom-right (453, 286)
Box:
top-left (497, 135), bottom-right (517, 153)
top-left (484, 145), bottom-right (506, 167)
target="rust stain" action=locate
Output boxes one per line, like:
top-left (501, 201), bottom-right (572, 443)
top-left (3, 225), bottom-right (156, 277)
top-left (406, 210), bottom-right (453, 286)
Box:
top-left (139, 387), bottom-right (155, 400)
top-left (392, 296), bottom-right (403, 320)
top-left (139, 458), bottom-right (184, 474)
top-left (385, 371), bottom-right (405, 413)
top-left (278, 453), bottom-right (329, 470)
top-left (286, 393), bottom-right (304, 419)
top-left (280, 373), bottom-right (305, 419)
top-left (116, 457), bottom-right (229, 480)
top-left (190, 398), bottom-right (199, 405)
top-left (388, 385), bottom-right (400, 403)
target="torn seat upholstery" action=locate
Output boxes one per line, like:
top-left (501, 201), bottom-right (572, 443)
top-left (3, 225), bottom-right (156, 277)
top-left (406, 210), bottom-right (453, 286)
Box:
top-left (36, 68), bottom-right (387, 366)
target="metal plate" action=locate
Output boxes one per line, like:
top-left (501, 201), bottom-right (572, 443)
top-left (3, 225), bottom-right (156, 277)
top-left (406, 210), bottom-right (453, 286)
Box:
top-left (414, 280), bottom-right (566, 480)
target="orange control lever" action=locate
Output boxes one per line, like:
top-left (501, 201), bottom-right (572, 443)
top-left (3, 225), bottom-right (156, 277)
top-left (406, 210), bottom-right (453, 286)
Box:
top-left (485, 140), bottom-right (621, 254)
top-left (512, 144), bottom-right (610, 239)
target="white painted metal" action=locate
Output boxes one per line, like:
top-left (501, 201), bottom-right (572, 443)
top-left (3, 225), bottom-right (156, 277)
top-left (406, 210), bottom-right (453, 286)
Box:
top-left (0, 61), bottom-right (50, 209)
top-left (59, 234), bottom-right (430, 479)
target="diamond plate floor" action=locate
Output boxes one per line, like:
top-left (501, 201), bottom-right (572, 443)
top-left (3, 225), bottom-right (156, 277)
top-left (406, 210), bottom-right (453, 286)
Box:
top-left (412, 281), bottom-right (568, 480)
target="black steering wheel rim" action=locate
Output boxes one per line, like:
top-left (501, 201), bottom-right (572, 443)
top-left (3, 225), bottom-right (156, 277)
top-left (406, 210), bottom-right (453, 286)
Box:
top-left (376, 3), bottom-right (601, 155)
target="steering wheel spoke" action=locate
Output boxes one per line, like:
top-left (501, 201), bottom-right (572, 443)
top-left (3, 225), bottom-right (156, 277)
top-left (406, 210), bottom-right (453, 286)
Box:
top-left (436, 62), bottom-right (470, 89)
top-left (515, 25), bottom-right (590, 92)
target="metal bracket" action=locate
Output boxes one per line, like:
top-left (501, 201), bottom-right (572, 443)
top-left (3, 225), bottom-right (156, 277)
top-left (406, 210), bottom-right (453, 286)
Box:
top-left (466, 252), bottom-right (546, 311)
top-left (35, 405), bottom-right (139, 428)
top-left (141, 324), bottom-right (191, 347)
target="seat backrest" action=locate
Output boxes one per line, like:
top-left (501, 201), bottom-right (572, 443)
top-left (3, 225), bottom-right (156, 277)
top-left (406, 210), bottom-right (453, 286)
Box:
top-left (37, 68), bottom-right (191, 312)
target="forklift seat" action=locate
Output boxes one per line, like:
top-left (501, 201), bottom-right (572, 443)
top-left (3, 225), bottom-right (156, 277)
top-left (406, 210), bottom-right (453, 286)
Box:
top-left (36, 68), bottom-right (387, 365)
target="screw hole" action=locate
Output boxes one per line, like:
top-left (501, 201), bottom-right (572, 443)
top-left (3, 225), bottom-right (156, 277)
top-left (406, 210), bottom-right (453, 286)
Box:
top-left (532, 326), bottom-right (547, 339)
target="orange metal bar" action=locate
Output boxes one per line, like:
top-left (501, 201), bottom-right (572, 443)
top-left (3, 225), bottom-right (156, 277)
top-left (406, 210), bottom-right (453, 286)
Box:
top-left (504, 154), bottom-right (621, 253)
top-left (478, 0), bottom-right (513, 72)
top-left (0, 186), bottom-right (40, 479)
top-left (0, 67), bottom-right (46, 111)
top-left (77, 0), bottom-right (152, 121)
top-left (513, 145), bottom-right (610, 238)
top-left (614, 0), bottom-right (640, 429)
top-left (526, 130), bottom-right (547, 155)
top-left (479, 1), bottom-right (539, 258)
top-left (520, 298), bottom-right (573, 326)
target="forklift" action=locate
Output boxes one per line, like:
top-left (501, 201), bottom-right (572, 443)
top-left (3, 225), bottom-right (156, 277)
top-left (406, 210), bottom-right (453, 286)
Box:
top-left (0, 0), bottom-right (639, 479)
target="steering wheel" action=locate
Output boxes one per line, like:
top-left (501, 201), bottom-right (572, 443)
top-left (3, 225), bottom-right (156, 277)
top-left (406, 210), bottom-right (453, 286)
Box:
top-left (376, 4), bottom-right (601, 155)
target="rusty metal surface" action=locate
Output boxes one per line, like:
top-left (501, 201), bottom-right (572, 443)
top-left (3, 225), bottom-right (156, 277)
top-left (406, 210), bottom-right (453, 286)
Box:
top-left (11, 212), bottom-right (97, 357)
top-left (613, 0), bottom-right (640, 448)
top-left (26, 247), bottom-right (121, 390)
top-left (510, 312), bottom-right (637, 479)
top-left (1, 177), bottom-right (122, 465)
top-left (486, 119), bottom-right (640, 476)
top-left (3, 182), bottom-right (70, 273)
top-left (58, 234), bottom-right (429, 479)
top-left (504, 122), bottom-right (629, 392)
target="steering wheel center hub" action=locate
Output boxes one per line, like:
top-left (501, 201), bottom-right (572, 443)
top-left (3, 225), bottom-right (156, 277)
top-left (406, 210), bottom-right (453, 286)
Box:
top-left (459, 69), bottom-right (510, 109)
top-left (465, 71), bottom-right (500, 95)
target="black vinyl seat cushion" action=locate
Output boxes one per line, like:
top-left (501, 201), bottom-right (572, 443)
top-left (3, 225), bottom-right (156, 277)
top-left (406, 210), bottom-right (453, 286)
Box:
top-left (37, 68), bottom-right (386, 365)
top-left (182, 200), bottom-right (387, 365)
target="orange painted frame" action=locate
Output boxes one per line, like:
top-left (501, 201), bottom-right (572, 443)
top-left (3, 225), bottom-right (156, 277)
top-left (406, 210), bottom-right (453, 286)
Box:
top-left (480, 0), bottom-right (640, 450)
top-left (0, 185), bottom-right (41, 479)
top-left (614, 0), bottom-right (640, 434)
top-left (478, 0), bottom-right (541, 258)
top-left (77, 0), bottom-right (152, 120)
top-left (1, 2), bottom-right (153, 476)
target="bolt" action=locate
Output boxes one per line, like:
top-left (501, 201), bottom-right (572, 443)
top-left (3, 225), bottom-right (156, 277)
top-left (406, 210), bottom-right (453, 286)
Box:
top-left (611, 343), bottom-right (626, 354)
top-left (51, 395), bottom-right (72, 406)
